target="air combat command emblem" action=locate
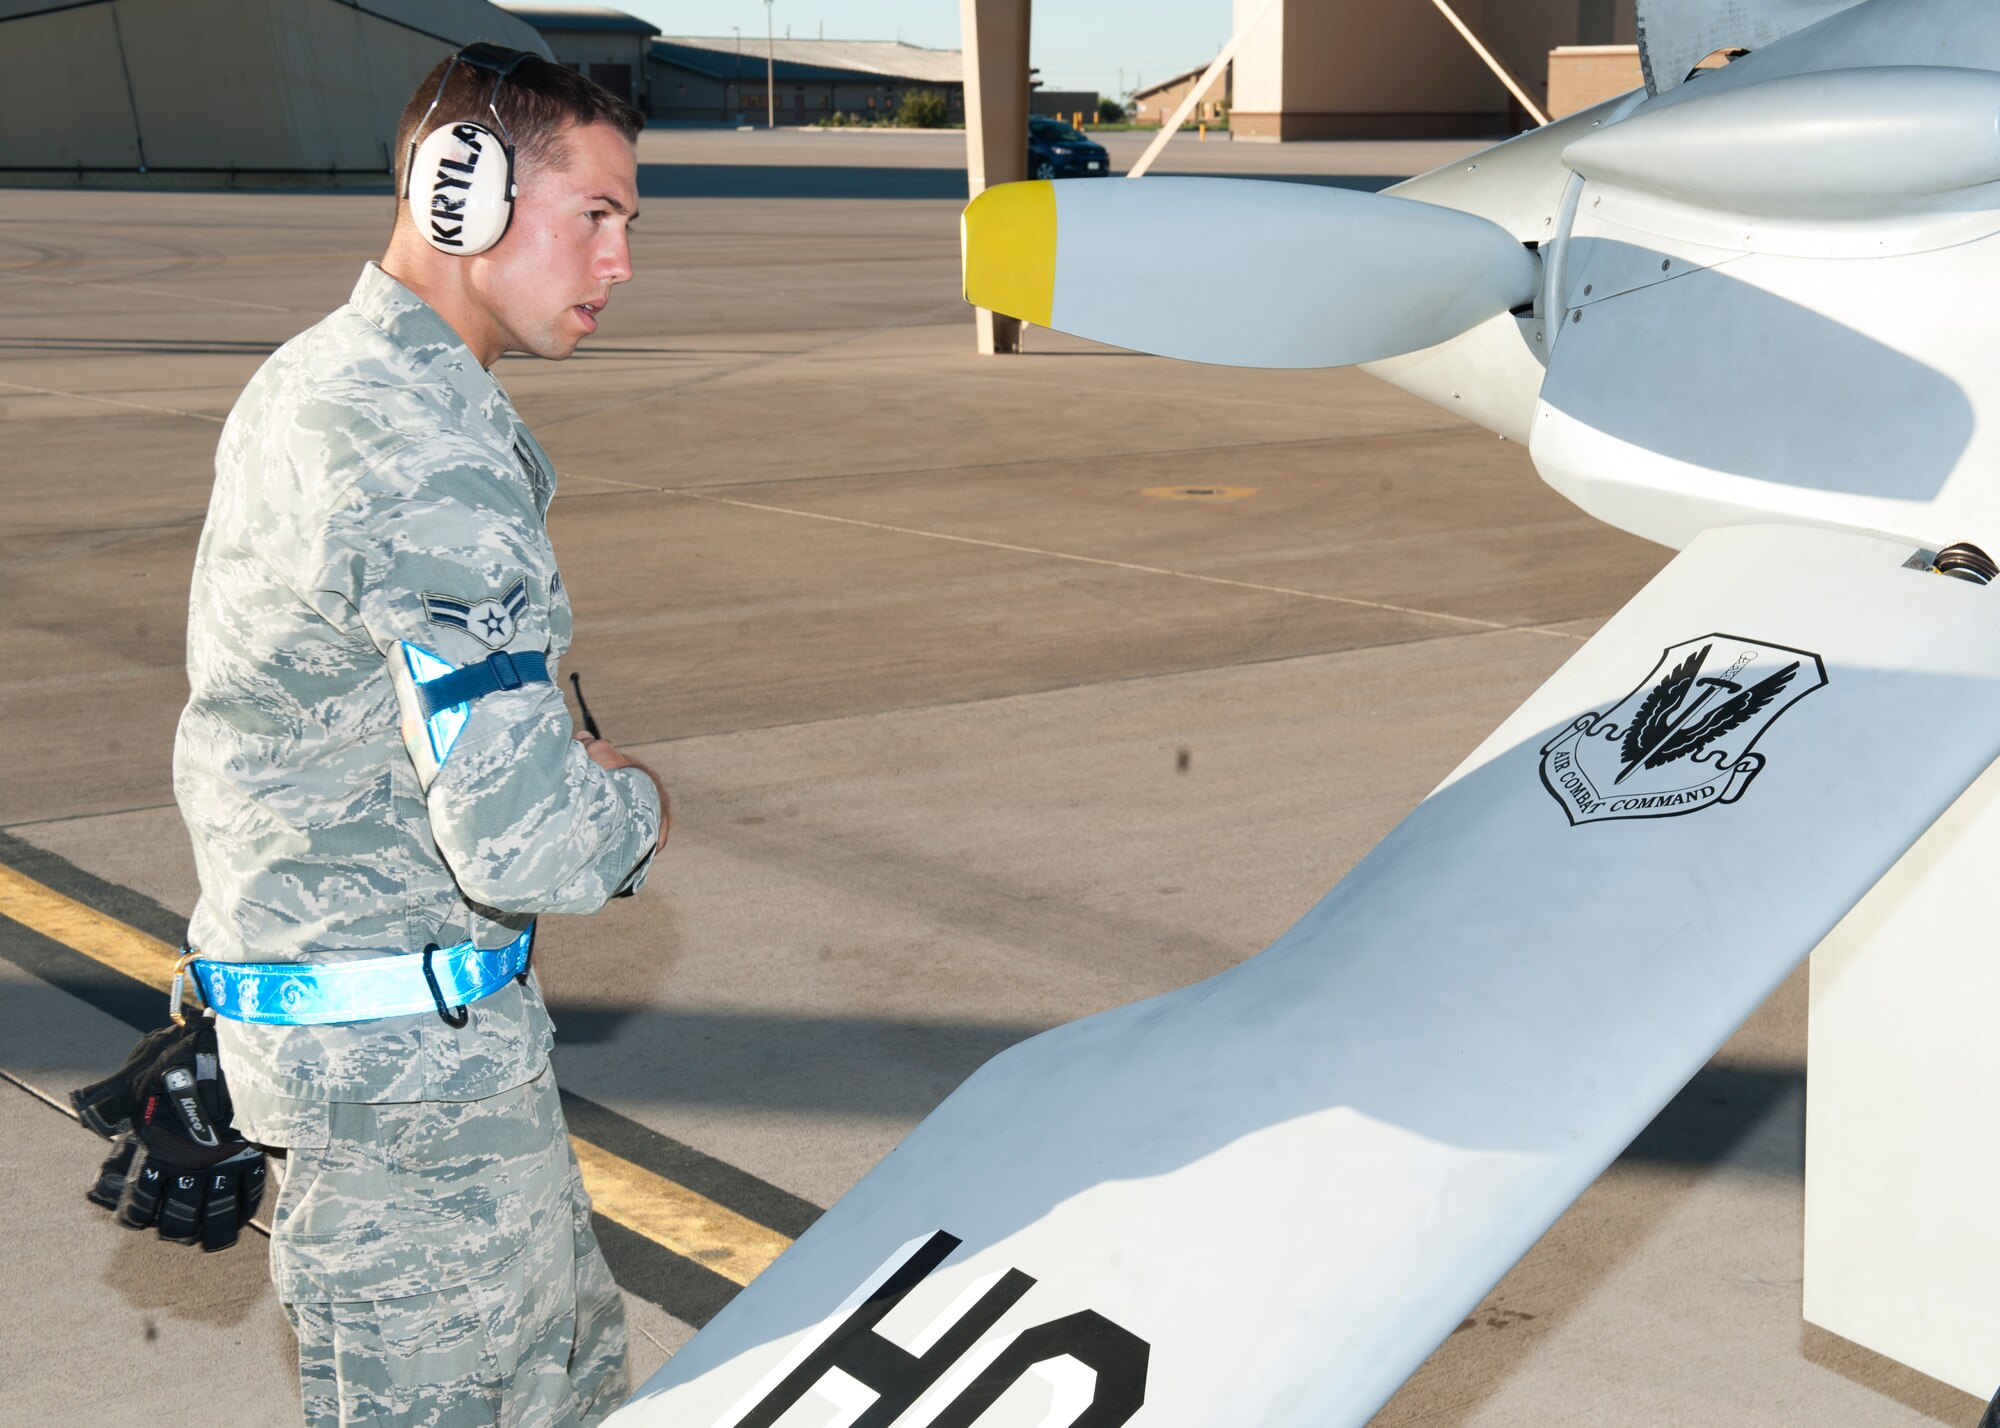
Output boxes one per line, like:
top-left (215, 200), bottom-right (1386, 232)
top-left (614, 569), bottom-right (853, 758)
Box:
top-left (1540, 634), bottom-right (1827, 826)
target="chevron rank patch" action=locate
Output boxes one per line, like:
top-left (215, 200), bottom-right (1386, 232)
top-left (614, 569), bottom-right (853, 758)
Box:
top-left (423, 579), bottom-right (530, 650)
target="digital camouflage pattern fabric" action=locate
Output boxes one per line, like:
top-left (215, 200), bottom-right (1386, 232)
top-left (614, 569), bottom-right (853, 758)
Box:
top-left (176, 262), bottom-right (647, 1420)
top-left (279, 1068), bottom-right (628, 1425)
top-left (173, 262), bottom-right (661, 1135)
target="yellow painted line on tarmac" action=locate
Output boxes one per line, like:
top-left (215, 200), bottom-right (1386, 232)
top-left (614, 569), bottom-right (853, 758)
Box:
top-left (0, 862), bottom-right (182, 983)
top-left (0, 859), bottom-right (792, 1286)
top-left (571, 1137), bottom-right (792, 1287)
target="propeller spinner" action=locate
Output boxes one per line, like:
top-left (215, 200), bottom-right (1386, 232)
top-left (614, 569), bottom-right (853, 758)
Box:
top-left (961, 176), bottom-right (1542, 369)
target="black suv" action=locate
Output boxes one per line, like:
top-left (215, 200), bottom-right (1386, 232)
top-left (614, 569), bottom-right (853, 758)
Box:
top-left (1028, 117), bottom-right (1111, 179)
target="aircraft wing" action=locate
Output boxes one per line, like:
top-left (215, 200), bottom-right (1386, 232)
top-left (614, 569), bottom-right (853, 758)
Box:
top-left (612, 523), bottom-right (2000, 1427)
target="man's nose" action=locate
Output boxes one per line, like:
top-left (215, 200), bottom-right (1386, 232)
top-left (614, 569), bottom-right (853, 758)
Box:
top-left (600, 229), bottom-right (632, 286)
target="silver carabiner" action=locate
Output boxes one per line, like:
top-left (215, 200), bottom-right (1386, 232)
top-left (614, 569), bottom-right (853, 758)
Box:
top-left (170, 950), bottom-right (201, 1026)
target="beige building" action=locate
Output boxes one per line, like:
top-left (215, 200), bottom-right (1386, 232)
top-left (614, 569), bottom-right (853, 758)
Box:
top-left (0, 0), bottom-right (549, 183)
top-left (1545, 42), bottom-right (1737, 118)
top-left (1230, 0), bottom-right (1636, 140)
top-left (1547, 43), bottom-right (1645, 118)
top-left (1133, 62), bottom-right (1233, 127)
top-left (494, 3), bottom-right (655, 109)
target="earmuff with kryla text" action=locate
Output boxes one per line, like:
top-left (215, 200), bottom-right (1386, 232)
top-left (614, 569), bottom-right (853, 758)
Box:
top-left (403, 42), bottom-right (534, 256)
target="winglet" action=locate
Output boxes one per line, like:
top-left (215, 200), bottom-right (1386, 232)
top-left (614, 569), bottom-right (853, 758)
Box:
top-left (961, 180), bottom-right (1056, 327)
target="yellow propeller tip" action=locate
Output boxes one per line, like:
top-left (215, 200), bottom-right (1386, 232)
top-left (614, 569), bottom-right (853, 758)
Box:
top-left (961, 180), bottom-right (1056, 328)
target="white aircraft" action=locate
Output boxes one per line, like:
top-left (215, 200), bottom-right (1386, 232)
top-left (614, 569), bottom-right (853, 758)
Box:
top-left (614, 0), bottom-right (2000, 1422)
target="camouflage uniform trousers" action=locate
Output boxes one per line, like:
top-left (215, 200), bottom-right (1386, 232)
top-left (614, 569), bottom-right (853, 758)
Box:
top-left (270, 1065), bottom-right (627, 1426)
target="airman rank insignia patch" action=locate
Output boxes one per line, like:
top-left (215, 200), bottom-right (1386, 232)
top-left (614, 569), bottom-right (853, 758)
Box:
top-left (1540, 633), bottom-right (1827, 825)
top-left (423, 579), bottom-right (530, 650)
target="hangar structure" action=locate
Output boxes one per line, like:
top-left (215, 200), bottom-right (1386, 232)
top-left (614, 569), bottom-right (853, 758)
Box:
top-left (0, 0), bottom-right (550, 183)
top-left (492, 2), bottom-right (655, 109)
top-left (1229, 0), bottom-right (1637, 139)
top-left (640, 35), bottom-right (1092, 128)
top-left (493, 2), bottom-right (1094, 132)
top-left (647, 35), bottom-right (968, 127)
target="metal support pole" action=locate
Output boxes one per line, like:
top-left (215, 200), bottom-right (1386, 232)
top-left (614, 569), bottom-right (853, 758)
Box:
top-left (1427, 0), bottom-right (1549, 127)
top-left (765, 0), bottom-right (776, 129)
top-left (959, 0), bottom-right (1032, 355)
top-left (1129, 0), bottom-right (1278, 180)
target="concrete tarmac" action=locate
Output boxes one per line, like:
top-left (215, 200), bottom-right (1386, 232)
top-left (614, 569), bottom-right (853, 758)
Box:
top-left (0, 128), bottom-right (1982, 1425)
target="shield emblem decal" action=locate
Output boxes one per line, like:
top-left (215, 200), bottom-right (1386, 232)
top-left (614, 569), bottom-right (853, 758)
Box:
top-left (1540, 633), bottom-right (1827, 825)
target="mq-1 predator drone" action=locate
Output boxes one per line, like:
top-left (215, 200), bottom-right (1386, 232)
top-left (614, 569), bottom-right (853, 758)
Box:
top-left (612, 0), bottom-right (2000, 1423)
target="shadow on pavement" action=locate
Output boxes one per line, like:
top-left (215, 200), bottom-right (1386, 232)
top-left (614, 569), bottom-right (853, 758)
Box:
top-left (638, 164), bottom-right (969, 200)
top-left (1168, 172), bottom-right (1401, 191)
top-left (549, 1004), bottom-right (1041, 1122)
top-left (636, 165), bottom-right (1404, 201)
top-left (1621, 1062), bottom-right (1803, 1177)
top-left (548, 995), bottom-right (1805, 1175)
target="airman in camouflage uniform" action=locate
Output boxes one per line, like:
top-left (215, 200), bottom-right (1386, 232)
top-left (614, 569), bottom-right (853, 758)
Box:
top-left (173, 53), bottom-right (658, 1427)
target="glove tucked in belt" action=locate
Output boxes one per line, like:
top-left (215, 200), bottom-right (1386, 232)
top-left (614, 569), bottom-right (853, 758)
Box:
top-left (70, 1015), bottom-right (265, 1253)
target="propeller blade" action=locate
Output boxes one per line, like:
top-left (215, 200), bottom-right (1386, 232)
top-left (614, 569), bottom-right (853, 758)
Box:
top-left (963, 176), bottom-right (1541, 369)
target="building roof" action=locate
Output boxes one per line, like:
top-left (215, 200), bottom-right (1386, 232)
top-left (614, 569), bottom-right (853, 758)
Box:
top-left (0, 0), bottom-right (552, 52)
top-left (495, 3), bottom-right (657, 36)
top-left (1134, 61), bottom-right (1229, 101)
top-left (652, 36), bottom-right (962, 86)
top-left (0, 0), bottom-right (555, 170)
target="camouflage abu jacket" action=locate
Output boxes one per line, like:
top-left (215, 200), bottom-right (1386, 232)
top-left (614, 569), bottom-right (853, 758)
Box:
top-left (174, 263), bottom-right (659, 1140)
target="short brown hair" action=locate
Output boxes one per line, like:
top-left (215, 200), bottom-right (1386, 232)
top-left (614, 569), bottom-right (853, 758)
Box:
top-left (394, 46), bottom-right (644, 197)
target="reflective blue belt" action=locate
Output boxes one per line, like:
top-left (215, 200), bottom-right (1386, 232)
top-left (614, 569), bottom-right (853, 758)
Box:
top-left (187, 925), bottom-right (534, 1027)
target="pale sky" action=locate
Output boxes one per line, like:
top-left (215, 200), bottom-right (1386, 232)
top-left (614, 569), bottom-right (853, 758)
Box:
top-left (527, 0), bottom-right (1234, 100)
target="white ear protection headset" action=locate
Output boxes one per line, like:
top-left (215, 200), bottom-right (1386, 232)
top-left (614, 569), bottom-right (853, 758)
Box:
top-left (403, 43), bottom-right (534, 256)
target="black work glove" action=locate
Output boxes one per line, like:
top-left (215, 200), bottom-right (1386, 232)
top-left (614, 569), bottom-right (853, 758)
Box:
top-left (72, 1017), bottom-right (266, 1251)
top-left (70, 1021), bottom-right (187, 1138)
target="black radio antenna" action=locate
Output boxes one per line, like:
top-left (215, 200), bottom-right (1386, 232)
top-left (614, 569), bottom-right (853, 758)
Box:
top-left (569, 672), bottom-right (602, 740)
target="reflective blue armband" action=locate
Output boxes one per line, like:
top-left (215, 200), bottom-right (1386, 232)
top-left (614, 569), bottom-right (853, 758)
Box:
top-left (389, 643), bottom-right (551, 789)
top-left (416, 648), bottom-right (550, 719)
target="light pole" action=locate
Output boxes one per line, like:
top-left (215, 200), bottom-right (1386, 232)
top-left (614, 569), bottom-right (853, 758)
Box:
top-left (731, 25), bottom-right (741, 123)
top-left (764, 0), bottom-right (776, 130)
